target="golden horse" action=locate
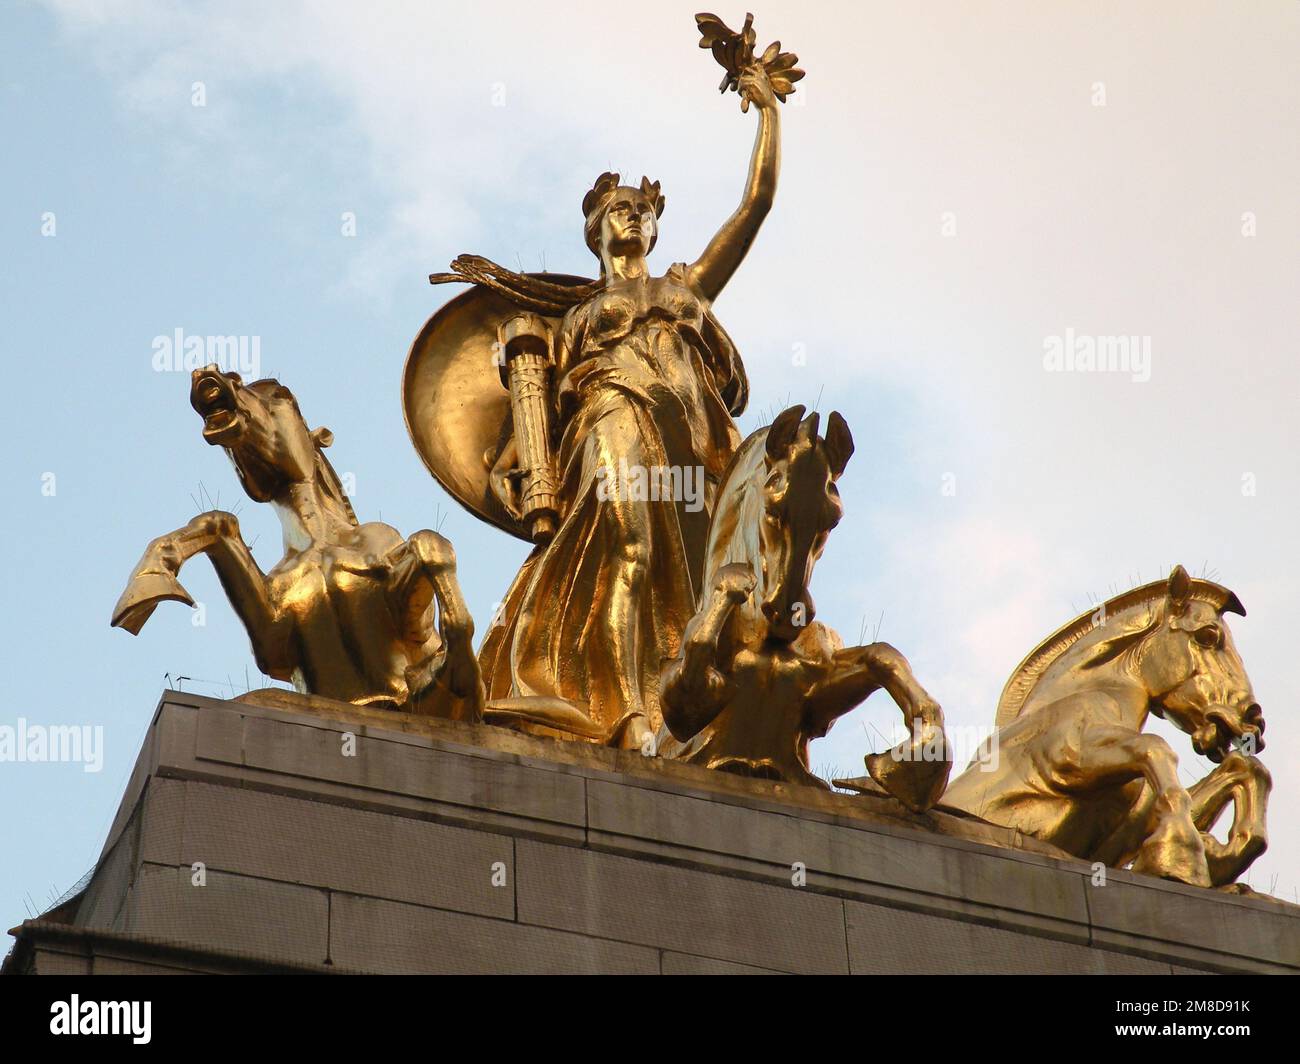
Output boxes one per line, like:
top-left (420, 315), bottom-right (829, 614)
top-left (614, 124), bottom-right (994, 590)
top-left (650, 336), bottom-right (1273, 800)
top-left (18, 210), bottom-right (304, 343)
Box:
top-left (657, 405), bottom-right (951, 810)
top-left (111, 366), bottom-right (483, 720)
top-left (943, 566), bottom-right (1270, 887)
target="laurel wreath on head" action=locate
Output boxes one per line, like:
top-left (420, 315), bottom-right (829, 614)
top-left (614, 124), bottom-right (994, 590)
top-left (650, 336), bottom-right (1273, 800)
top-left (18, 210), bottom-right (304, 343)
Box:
top-left (695, 12), bottom-right (805, 109)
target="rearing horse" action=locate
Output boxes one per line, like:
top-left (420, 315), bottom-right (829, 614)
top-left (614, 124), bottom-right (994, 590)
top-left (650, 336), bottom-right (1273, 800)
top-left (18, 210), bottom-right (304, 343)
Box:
top-left (943, 566), bottom-right (1270, 887)
top-left (657, 405), bottom-right (950, 809)
top-left (111, 366), bottom-right (483, 720)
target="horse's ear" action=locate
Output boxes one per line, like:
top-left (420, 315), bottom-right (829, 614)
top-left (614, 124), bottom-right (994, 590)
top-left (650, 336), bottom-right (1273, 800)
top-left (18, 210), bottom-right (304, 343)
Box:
top-left (1221, 591), bottom-right (1246, 617)
top-left (798, 411), bottom-right (820, 443)
top-left (311, 426), bottom-right (335, 449)
top-left (825, 411), bottom-right (854, 478)
top-left (1167, 565), bottom-right (1192, 615)
top-left (766, 404), bottom-right (806, 462)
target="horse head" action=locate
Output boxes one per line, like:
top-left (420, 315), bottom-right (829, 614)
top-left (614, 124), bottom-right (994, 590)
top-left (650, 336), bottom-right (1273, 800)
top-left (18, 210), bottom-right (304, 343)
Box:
top-left (190, 365), bottom-right (353, 521)
top-left (756, 404), bottom-right (854, 642)
top-left (1132, 566), bottom-right (1262, 762)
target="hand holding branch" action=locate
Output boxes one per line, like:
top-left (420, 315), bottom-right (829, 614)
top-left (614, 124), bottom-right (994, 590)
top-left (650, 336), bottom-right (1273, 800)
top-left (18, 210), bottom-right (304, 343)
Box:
top-left (696, 11), bottom-right (805, 112)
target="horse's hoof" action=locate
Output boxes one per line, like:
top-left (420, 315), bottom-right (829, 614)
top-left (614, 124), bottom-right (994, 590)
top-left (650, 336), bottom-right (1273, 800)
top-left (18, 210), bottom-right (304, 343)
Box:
top-left (111, 572), bottom-right (196, 635)
top-left (612, 712), bottom-right (656, 754)
top-left (714, 563), bottom-right (756, 603)
top-left (1132, 824), bottom-right (1212, 887)
top-left (865, 723), bottom-right (952, 813)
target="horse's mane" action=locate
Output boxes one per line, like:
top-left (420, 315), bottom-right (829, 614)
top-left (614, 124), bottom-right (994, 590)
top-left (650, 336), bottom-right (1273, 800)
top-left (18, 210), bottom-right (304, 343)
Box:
top-left (312, 448), bottom-right (359, 527)
top-left (701, 425), bottom-right (770, 595)
top-left (995, 575), bottom-right (1244, 727)
top-left (247, 379), bottom-right (358, 527)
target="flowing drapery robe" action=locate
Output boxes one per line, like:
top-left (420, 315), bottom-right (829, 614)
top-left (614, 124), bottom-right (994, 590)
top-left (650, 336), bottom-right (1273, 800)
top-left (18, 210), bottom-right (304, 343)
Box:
top-left (478, 263), bottom-right (747, 737)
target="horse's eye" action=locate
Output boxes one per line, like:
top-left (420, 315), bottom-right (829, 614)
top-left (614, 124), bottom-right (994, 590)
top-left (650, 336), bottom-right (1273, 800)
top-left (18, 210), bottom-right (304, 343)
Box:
top-left (1194, 625), bottom-right (1222, 648)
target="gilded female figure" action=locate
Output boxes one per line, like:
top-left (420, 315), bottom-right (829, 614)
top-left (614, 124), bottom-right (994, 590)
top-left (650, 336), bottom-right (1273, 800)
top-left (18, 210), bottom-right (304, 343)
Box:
top-left (438, 61), bottom-right (786, 750)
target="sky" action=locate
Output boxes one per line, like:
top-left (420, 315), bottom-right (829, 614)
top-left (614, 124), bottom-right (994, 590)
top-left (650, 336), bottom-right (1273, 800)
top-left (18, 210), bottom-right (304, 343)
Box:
top-left (1, 0), bottom-right (1297, 926)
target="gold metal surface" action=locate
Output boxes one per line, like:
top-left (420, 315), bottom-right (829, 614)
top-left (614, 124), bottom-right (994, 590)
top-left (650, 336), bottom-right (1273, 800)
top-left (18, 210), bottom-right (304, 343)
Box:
top-left (498, 313), bottom-right (560, 543)
top-left (696, 11), bottom-right (805, 107)
top-left (403, 275), bottom-right (592, 543)
top-left (657, 406), bottom-right (951, 810)
top-left (112, 367), bottom-right (483, 720)
top-left (413, 14), bottom-right (792, 750)
top-left (943, 566), bottom-right (1270, 887)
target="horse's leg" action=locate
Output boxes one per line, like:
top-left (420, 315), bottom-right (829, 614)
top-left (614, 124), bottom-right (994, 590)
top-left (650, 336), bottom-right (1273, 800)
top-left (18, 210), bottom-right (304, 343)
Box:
top-left (1094, 756), bottom-right (1270, 886)
top-left (805, 642), bottom-right (943, 735)
top-left (1087, 782), bottom-right (1157, 869)
top-left (113, 520), bottom-right (209, 633)
top-left (808, 642), bottom-right (949, 812)
top-left (114, 509), bottom-right (238, 625)
top-left (387, 530), bottom-right (482, 720)
top-left (660, 563), bottom-right (754, 741)
top-left (113, 511), bottom-right (291, 679)
top-left (1071, 726), bottom-right (1211, 886)
top-left (206, 524), bottom-right (295, 682)
top-left (1185, 752), bottom-right (1271, 886)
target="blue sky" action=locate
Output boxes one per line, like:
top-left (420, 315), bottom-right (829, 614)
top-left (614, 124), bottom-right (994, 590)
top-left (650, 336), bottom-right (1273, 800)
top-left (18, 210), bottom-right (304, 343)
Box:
top-left (2, 0), bottom-right (1298, 924)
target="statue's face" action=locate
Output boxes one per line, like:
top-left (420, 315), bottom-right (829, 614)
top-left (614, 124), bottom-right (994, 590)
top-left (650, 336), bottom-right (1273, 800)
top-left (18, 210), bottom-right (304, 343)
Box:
top-left (190, 367), bottom-right (317, 502)
top-left (600, 190), bottom-right (656, 259)
top-left (758, 414), bottom-right (846, 643)
top-left (1143, 597), bottom-right (1263, 761)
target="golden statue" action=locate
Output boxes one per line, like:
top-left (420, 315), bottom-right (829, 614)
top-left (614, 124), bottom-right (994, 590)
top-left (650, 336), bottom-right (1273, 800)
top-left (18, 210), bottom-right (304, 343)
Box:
top-left (105, 14), bottom-right (1278, 897)
top-left (408, 14), bottom-right (804, 751)
top-left (943, 566), bottom-right (1270, 888)
top-left (112, 366), bottom-right (483, 721)
top-left (656, 405), bottom-right (951, 810)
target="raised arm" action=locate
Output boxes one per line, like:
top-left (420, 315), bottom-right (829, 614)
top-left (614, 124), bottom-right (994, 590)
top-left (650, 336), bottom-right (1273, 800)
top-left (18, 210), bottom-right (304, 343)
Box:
top-left (687, 66), bottom-right (781, 303)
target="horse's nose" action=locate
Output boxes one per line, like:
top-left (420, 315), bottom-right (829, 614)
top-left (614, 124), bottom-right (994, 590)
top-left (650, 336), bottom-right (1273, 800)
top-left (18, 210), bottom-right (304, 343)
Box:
top-left (1243, 703), bottom-right (1266, 750)
top-left (1209, 704), bottom-right (1266, 754)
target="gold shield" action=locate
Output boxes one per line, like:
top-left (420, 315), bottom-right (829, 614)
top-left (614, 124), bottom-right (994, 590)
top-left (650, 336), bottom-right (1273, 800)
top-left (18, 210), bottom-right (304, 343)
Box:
top-left (402, 277), bottom-right (587, 542)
